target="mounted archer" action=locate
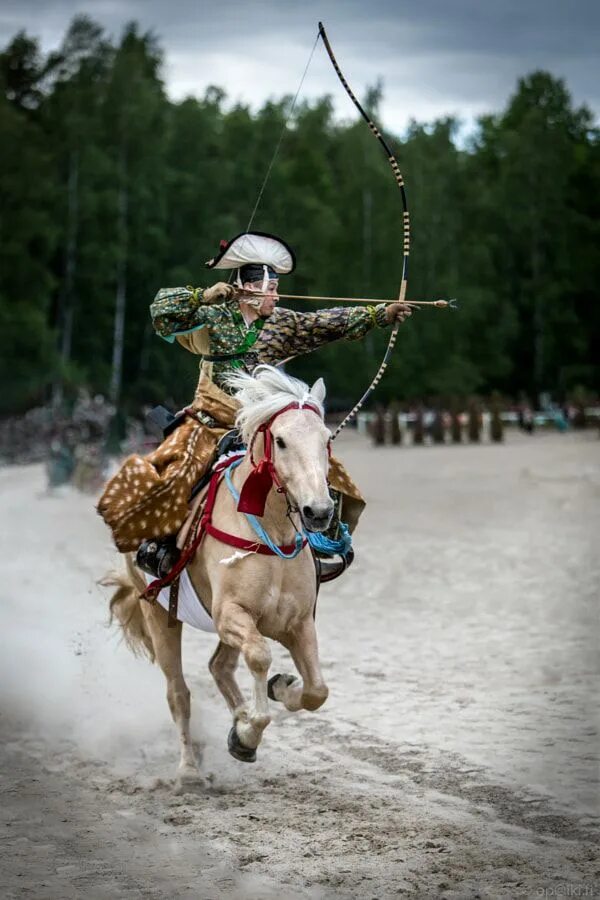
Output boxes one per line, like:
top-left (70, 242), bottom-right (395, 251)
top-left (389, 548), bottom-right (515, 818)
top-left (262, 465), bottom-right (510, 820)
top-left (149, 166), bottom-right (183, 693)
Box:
top-left (97, 231), bottom-right (411, 578)
top-left (97, 21), bottom-right (452, 777)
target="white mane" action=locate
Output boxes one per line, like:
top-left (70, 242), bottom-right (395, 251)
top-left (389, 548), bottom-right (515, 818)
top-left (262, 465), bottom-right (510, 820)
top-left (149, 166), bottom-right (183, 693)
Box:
top-left (225, 365), bottom-right (326, 444)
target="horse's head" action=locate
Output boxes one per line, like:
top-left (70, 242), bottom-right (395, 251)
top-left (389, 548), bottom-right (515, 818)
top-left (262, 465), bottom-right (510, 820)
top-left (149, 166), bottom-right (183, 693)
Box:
top-left (227, 366), bottom-right (334, 532)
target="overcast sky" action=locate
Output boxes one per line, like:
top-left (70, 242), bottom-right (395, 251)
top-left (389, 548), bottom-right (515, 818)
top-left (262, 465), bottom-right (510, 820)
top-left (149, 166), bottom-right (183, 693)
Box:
top-left (1, 0), bottom-right (599, 133)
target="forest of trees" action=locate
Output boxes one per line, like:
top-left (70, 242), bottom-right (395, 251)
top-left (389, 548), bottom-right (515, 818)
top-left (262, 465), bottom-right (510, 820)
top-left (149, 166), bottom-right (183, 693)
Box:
top-left (1, 16), bottom-right (598, 418)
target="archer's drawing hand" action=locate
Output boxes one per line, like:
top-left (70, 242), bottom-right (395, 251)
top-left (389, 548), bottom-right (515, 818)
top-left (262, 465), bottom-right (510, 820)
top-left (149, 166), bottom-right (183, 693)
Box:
top-left (202, 282), bottom-right (236, 304)
top-left (385, 302), bottom-right (412, 324)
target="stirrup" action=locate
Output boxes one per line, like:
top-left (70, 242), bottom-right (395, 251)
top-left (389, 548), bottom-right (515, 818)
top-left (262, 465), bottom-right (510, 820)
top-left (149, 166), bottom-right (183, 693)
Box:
top-left (136, 537), bottom-right (181, 579)
top-left (316, 549), bottom-right (354, 584)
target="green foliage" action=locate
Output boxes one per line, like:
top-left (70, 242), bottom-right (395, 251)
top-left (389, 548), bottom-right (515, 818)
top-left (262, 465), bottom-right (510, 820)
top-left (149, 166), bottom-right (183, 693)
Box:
top-left (0, 20), bottom-right (598, 417)
top-left (0, 304), bottom-right (58, 413)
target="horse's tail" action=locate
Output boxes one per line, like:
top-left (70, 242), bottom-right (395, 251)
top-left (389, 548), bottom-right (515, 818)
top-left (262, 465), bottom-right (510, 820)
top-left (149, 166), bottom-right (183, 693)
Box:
top-left (101, 555), bottom-right (155, 662)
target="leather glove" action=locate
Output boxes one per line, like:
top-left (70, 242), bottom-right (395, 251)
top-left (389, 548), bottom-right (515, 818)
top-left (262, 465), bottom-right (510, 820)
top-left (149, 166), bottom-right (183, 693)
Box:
top-left (201, 282), bottom-right (236, 305)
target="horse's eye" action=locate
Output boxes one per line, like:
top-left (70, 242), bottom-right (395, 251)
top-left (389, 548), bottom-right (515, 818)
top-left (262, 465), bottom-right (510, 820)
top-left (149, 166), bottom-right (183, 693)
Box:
top-left (275, 437), bottom-right (286, 449)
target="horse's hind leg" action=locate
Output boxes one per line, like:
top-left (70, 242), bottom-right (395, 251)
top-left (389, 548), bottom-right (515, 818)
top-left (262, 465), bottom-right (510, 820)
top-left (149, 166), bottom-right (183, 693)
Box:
top-left (217, 603), bottom-right (272, 760)
top-left (140, 602), bottom-right (201, 788)
top-left (271, 616), bottom-right (329, 712)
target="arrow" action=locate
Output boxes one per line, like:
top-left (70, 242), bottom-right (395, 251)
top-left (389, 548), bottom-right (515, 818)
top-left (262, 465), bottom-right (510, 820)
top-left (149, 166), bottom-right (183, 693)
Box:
top-left (234, 290), bottom-right (458, 309)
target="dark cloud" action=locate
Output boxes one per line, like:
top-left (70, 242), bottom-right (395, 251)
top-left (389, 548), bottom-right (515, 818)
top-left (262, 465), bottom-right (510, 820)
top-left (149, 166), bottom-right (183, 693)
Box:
top-left (1, 0), bottom-right (598, 132)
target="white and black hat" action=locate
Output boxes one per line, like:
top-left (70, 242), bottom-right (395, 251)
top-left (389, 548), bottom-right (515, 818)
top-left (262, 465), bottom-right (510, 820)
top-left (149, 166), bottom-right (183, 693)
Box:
top-left (205, 231), bottom-right (296, 280)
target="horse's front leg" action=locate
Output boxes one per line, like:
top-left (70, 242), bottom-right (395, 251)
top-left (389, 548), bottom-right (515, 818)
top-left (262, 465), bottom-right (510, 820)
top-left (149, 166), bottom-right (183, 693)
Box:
top-left (208, 640), bottom-right (243, 712)
top-left (271, 615), bottom-right (329, 712)
top-left (216, 602), bottom-right (272, 762)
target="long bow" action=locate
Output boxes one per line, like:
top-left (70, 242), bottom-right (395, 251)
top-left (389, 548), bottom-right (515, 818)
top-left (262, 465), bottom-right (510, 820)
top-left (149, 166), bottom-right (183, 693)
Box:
top-left (318, 22), bottom-right (410, 440)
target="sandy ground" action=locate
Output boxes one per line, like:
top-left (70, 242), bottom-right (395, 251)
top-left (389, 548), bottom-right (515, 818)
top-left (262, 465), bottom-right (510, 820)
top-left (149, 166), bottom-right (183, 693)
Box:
top-left (0, 431), bottom-right (598, 899)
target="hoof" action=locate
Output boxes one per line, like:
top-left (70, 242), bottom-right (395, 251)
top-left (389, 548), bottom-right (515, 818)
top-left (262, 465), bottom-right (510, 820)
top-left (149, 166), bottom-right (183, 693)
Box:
top-left (267, 673), bottom-right (297, 702)
top-left (227, 725), bottom-right (257, 763)
top-left (174, 761), bottom-right (205, 795)
top-left (174, 772), bottom-right (205, 795)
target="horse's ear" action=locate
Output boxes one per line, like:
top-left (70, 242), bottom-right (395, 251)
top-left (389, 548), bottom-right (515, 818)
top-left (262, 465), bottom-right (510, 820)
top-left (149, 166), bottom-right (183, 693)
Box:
top-left (310, 378), bottom-right (326, 405)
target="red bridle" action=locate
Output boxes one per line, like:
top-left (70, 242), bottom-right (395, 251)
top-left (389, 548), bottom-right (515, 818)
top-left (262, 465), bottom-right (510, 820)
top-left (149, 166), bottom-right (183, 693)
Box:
top-left (237, 401), bottom-right (329, 517)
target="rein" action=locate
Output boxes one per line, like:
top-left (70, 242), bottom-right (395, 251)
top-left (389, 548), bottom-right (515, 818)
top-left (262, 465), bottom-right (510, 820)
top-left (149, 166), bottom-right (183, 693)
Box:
top-left (224, 459), bottom-right (305, 559)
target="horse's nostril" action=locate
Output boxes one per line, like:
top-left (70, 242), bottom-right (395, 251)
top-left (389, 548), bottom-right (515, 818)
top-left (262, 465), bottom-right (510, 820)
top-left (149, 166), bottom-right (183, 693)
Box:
top-left (303, 503), bottom-right (334, 522)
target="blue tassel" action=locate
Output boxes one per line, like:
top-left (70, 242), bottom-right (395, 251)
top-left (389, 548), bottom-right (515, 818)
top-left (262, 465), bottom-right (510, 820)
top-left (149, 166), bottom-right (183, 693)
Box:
top-left (306, 522), bottom-right (352, 558)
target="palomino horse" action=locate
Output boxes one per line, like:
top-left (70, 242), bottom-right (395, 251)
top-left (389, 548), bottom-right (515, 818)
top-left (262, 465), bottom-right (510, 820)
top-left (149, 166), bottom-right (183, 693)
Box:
top-left (105, 365), bottom-right (334, 789)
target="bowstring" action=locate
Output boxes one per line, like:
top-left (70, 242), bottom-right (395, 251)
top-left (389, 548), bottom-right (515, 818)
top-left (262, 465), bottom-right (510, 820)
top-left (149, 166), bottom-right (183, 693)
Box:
top-left (243, 29), bottom-right (320, 238)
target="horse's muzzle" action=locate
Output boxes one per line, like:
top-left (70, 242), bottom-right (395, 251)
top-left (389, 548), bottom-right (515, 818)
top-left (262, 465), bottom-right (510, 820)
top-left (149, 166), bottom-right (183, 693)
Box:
top-left (301, 501), bottom-right (334, 533)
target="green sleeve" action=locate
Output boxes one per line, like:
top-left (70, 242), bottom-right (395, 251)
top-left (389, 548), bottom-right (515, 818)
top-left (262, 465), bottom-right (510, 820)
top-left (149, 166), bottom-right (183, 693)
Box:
top-left (276, 304), bottom-right (389, 358)
top-left (150, 287), bottom-right (221, 342)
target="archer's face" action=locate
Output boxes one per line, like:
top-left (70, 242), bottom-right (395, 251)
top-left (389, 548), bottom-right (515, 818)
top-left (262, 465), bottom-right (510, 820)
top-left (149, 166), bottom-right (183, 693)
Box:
top-left (243, 279), bottom-right (279, 317)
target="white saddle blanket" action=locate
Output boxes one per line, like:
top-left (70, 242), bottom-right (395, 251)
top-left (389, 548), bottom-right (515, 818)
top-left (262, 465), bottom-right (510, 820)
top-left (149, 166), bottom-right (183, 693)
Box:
top-left (143, 570), bottom-right (216, 633)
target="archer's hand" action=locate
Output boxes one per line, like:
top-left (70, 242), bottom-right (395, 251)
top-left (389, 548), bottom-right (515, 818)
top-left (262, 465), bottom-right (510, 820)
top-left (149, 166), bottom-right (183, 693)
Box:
top-left (385, 302), bottom-right (412, 324)
top-left (202, 282), bottom-right (236, 304)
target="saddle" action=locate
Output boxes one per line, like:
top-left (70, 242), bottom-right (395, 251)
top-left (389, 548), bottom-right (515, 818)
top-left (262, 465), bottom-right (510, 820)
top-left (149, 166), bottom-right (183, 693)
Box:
top-left (146, 404), bottom-right (246, 499)
top-left (137, 407), bottom-right (245, 583)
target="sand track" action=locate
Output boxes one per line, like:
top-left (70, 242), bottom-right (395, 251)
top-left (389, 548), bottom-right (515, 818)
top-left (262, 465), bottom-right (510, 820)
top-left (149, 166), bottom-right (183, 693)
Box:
top-left (1, 432), bottom-right (598, 898)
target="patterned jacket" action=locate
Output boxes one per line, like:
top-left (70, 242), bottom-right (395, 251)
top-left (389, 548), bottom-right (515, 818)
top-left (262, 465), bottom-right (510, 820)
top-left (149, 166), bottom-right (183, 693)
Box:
top-left (150, 287), bottom-right (390, 392)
